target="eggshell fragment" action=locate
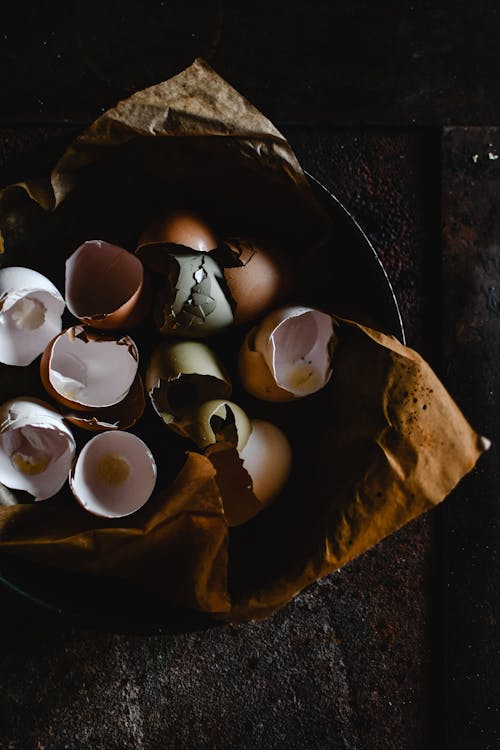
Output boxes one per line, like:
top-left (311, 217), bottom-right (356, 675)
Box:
top-left (156, 253), bottom-right (234, 337)
top-left (239, 420), bottom-right (292, 506)
top-left (138, 209), bottom-right (217, 255)
top-left (65, 373), bottom-right (145, 432)
top-left (146, 339), bottom-right (231, 437)
top-left (40, 326), bottom-right (139, 410)
top-left (184, 399), bottom-right (251, 452)
top-left (239, 306), bottom-right (336, 401)
top-left (65, 240), bottom-right (151, 329)
top-left (207, 419), bottom-right (292, 527)
top-left (0, 397), bottom-right (75, 501)
top-left (69, 431), bottom-right (157, 518)
top-left (213, 238), bottom-right (292, 325)
top-left (205, 443), bottom-right (261, 527)
top-left (0, 267), bottom-right (65, 366)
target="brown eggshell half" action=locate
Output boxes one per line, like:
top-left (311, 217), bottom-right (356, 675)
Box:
top-left (65, 240), bottom-right (152, 330)
top-left (218, 239), bottom-right (293, 325)
top-left (137, 209), bottom-right (218, 253)
top-left (83, 272), bottom-right (152, 331)
top-left (40, 327), bottom-right (139, 412)
top-left (237, 328), bottom-right (295, 402)
top-left (64, 374), bottom-right (146, 432)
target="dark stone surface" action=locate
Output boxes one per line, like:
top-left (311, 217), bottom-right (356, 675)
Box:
top-left (1, 2), bottom-right (500, 126)
top-left (0, 127), bottom-right (437, 749)
top-left (441, 128), bottom-right (500, 750)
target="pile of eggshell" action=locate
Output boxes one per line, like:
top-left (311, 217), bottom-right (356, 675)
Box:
top-left (0, 210), bottom-right (337, 525)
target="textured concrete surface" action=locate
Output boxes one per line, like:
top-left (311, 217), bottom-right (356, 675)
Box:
top-left (0, 520), bottom-right (433, 750)
top-left (441, 128), bottom-right (500, 749)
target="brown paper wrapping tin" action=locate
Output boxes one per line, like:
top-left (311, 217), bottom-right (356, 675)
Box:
top-left (0, 60), bottom-right (488, 622)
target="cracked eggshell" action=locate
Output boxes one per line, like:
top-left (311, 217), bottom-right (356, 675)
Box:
top-left (65, 373), bottom-right (146, 432)
top-left (207, 419), bottom-right (292, 527)
top-left (146, 339), bottom-right (231, 435)
top-left (138, 209), bottom-right (218, 255)
top-left (156, 253), bottom-right (234, 337)
top-left (65, 240), bottom-right (151, 330)
top-left (0, 397), bottom-right (76, 501)
top-left (239, 420), bottom-right (292, 507)
top-left (0, 266), bottom-right (65, 366)
top-left (239, 306), bottom-right (336, 401)
top-left (215, 238), bottom-right (292, 325)
top-left (70, 431), bottom-right (157, 518)
top-left (40, 326), bottom-right (139, 411)
top-left (184, 399), bottom-right (252, 452)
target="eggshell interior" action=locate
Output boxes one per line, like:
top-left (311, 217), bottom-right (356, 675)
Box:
top-left (186, 399), bottom-right (251, 452)
top-left (0, 398), bottom-right (75, 501)
top-left (146, 339), bottom-right (232, 429)
top-left (65, 373), bottom-right (146, 432)
top-left (46, 328), bottom-right (139, 408)
top-left (70, 431), bottom-right (157, 518)
top-left (254, 306), bottom-right (335, 398)
top-left (0, 267), bottom-right (65, 366)
top-left (66, 241), bottom-right (141, 317)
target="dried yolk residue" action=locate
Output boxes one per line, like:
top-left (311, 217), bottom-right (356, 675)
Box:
top-left (96, 453), bottom-right (130, 486)
top-left (11, 451), bottom-right (51, 476)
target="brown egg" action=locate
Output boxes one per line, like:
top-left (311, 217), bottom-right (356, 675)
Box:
top-left (216, 238), bottom-right (292, 325)
top-left (137, 209), bottom-right (218, 253)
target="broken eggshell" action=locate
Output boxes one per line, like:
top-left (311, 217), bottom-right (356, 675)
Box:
top-left (212, 238), bottom-right (292, 325)
top-left (207, 418), bottom-right (292, 527)
top-left (137, 209), bottom-right (218, 257)
top-left (239, 306), bottom-right (337, 401)
top-left (155, 252), bottom-right (234, 337)
top-left (40, 326), bottom-right (139, 411)
top-left (146, 339), bottom-right (231, 437)
top-left (65, 240), bottom-right (151, 330)
top-left (64, 373), bottom-right (145, 432)
top-left (184, 399), bottom-right (252, 452)
top-left (0, 397), bottom-right (76, 501)
top-left (69, 430), bottom-right (157, 518)
top-left (0, 266), bottom-right (65, 366)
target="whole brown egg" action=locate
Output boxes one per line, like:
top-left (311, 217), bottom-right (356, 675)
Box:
top-left (138, 209), bottom-right (218, 253)
top-left (217, 238), bottom-right (293, 325)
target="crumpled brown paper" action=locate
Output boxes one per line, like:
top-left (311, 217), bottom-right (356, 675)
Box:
top-left (0, 60), bottom-right (488, 622)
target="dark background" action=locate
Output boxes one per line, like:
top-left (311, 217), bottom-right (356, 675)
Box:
top-left (0, 3), bottom-right (498, 749)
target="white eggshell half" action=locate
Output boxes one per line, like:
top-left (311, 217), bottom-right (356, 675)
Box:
top-left (48, 328), bottom-right (139, 408)
top-left (0, 266), bottom-right (65, 366)
top-left (70, 431), bottom-right (157, 518)
top-left (239, 419), bottom-right (292, 506)
top-left (254, 306), bottom-right (335, 397)
top-left (0, 397), bottom-right (75, 501)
